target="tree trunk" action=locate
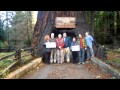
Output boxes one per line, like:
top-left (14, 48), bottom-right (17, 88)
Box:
top-left (32, 11), bottom-right (89, 57)
top-left (117, 11), bottom-right (120, 34)
top-left (90, 11), bottom-right (94, 35)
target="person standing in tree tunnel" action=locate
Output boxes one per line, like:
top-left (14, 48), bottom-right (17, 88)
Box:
top-left (56, 34), bottom-right (64, 64)
top-left (85, 32), bottom-right (94, 61)
top-left (43, 35), bottom-right (51, 64)
top-left (71, 37), bottom-right (79, 63)
top-left (63, 33), bottom-right (71, 63)
top-left (49, 33), bottom-right (57, 63)
top-left (77, 34), bottom-right (87, 64)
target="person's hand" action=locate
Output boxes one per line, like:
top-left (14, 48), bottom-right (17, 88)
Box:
top-left (59, 46), bottom-right (61, 49)
top-left (85, 48), bottom-right (87, 50)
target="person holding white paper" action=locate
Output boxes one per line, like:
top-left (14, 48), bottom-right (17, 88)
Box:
top-left (43, 35), bottom-right (51, 64)
top-left (71, 37), bottom-right (79, 63)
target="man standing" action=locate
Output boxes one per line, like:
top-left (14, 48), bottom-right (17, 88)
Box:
top-left (85, 32), bottom-right (94, 60)
top-left (77, 34), bottom-right (87, 64)
top-left (49, 33), bottom-right (56, 63)
top-left (63, 33), bottom-right (71, 63)
top-left (56, 34), bottom-right (64, 64)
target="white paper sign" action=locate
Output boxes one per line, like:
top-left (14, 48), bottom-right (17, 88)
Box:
top-left (71, 45), bottom-right (80, 51)
top-left (45, 42), bottom-right (56, 48)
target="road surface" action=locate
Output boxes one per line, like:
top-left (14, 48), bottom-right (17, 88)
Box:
top-left (21, 61), bottom-right (112, 79)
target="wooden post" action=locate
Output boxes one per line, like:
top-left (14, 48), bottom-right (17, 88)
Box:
top-left (102, 46), bottom-right (107, 61)
top-left (31, 48), bottom-right (35, 57)
top-left (16, 49), bottom-right (22, 66)
top-left (18, 49), bottom-right (22, 66)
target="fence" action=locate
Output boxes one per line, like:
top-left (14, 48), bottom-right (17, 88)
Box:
top-left (0, 48), bottom-right (35, 77)
top-left (96, 45), bottom-right (107, 61)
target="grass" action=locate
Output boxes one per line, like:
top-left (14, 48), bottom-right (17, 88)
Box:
top-left (0, 52), bottom-right (15, 70)
top-left (21, 51), bottom-right (33, 63)
top-left (107, 59), bottom-right (120, 64)
top-left (0, 51), bottom-right (33, 67)
top-left (113, 49), bottom-right (120, 53)
top-left (105, 50), bottom-right (120, 69)
top-left (0, 60), bottom-right (14, 71)
top-left (0, 52), bottom-right (14, 58)
top-left (0, 51), bottom-right (34, 78)
top-left (107, 51), bottom-right (120, 60)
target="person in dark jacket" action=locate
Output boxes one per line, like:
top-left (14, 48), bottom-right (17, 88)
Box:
top-left (43, 35), bottom-right (51, 64)
top-left (63, 33), bottom-right (71, 63)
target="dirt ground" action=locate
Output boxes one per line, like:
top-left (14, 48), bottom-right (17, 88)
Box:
top-left (21, 61), bottom-right (112, 79)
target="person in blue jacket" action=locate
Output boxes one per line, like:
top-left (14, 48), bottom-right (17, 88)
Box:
top-left (85, 32), bottom-right (94, 60)
top-left (63, 33), bottom-right (71, 63)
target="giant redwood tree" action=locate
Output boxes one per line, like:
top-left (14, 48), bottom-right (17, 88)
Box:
top-left (32, 11), bottom-right (89, 57)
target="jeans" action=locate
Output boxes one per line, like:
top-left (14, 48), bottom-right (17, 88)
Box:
top-left (79, 48), bottom-right (85, 62)
top-left (86, 46), bottom-right (94, 59)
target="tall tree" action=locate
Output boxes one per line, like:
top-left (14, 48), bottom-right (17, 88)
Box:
top-left (8, 11), bottom-right (34, 49)
top-left (32, 11), bottom-right (89, 56)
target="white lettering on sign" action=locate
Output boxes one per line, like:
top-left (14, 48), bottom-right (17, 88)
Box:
top-left (55, 17), bottom-right (76, 28)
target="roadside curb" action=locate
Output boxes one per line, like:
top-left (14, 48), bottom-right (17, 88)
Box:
top-left (91, 57), bottom-right (120, 79)
top-left (4, 58), bottom-right (42, 79)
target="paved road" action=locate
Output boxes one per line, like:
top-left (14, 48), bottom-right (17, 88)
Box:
top-left (21, 61), bottom-right (112, 79)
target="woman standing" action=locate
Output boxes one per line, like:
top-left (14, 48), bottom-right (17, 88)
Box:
top-left (71, 37), bottom-right (79, 63)
top-left (43, 35), bottom-right (51, 64)
top-left (56, 34), bottom-right (64, 64)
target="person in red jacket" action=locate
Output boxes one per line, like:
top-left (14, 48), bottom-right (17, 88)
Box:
top-left (56, 34), bottom-right (64, 64)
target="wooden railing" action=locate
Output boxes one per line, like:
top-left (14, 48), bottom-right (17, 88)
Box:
top-left (0, 48), bottom-right (16, 52)
top-left (0, 48), bottom-right (35, 77)
top-left (96, 45), bottom-right (107, 61)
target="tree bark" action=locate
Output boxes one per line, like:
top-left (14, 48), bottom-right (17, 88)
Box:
top-left (90, 11), bottom-right (94, 35)
top-left (117, 11), bottom-right (120, 34)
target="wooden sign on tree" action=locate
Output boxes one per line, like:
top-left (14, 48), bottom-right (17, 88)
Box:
top-left (55, 17), bottom-right (76, 28)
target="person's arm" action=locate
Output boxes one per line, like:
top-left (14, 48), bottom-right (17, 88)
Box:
top-left (77, 39), bottom-right (80, 45)
top-left (56, 39), bottom-right (59, 48)
top-left (68, 37), bottom-right (71, 47)
top-left (90, 36), bottom-right (94, 42)
top-left (84, 39), bottom-right (87, 48)
top-left (43, 41), bottom-right (46, 47)
top-left (60, 39), bottom-right (64, 49)
top-left (71, 42), bottom-right (73, 46)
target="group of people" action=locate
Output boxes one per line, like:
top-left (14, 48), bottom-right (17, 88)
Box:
top-left (43, 32), bottom-right (94, 64)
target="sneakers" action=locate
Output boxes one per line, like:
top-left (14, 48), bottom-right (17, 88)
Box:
top-left (60, 61), bottom-right (62, 64)
top-left (50, 60), bottom-right (57, 64)
top-left (50, 60), bottom-right (53, 64)
top-left (57, 61), bottom-right (62, 64)
top-left (91, 55), bottom-right (94, 58)
top-left (78, 62), bottom-right (85, 64)
top-left (78, 62), bottom-right (81, 64)
top-left (86, 58), bottom-right (90, 61)
top-left (82, 62), bottom-right (85, 64)
top-left (54, 60), bottom-right (56, 63)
